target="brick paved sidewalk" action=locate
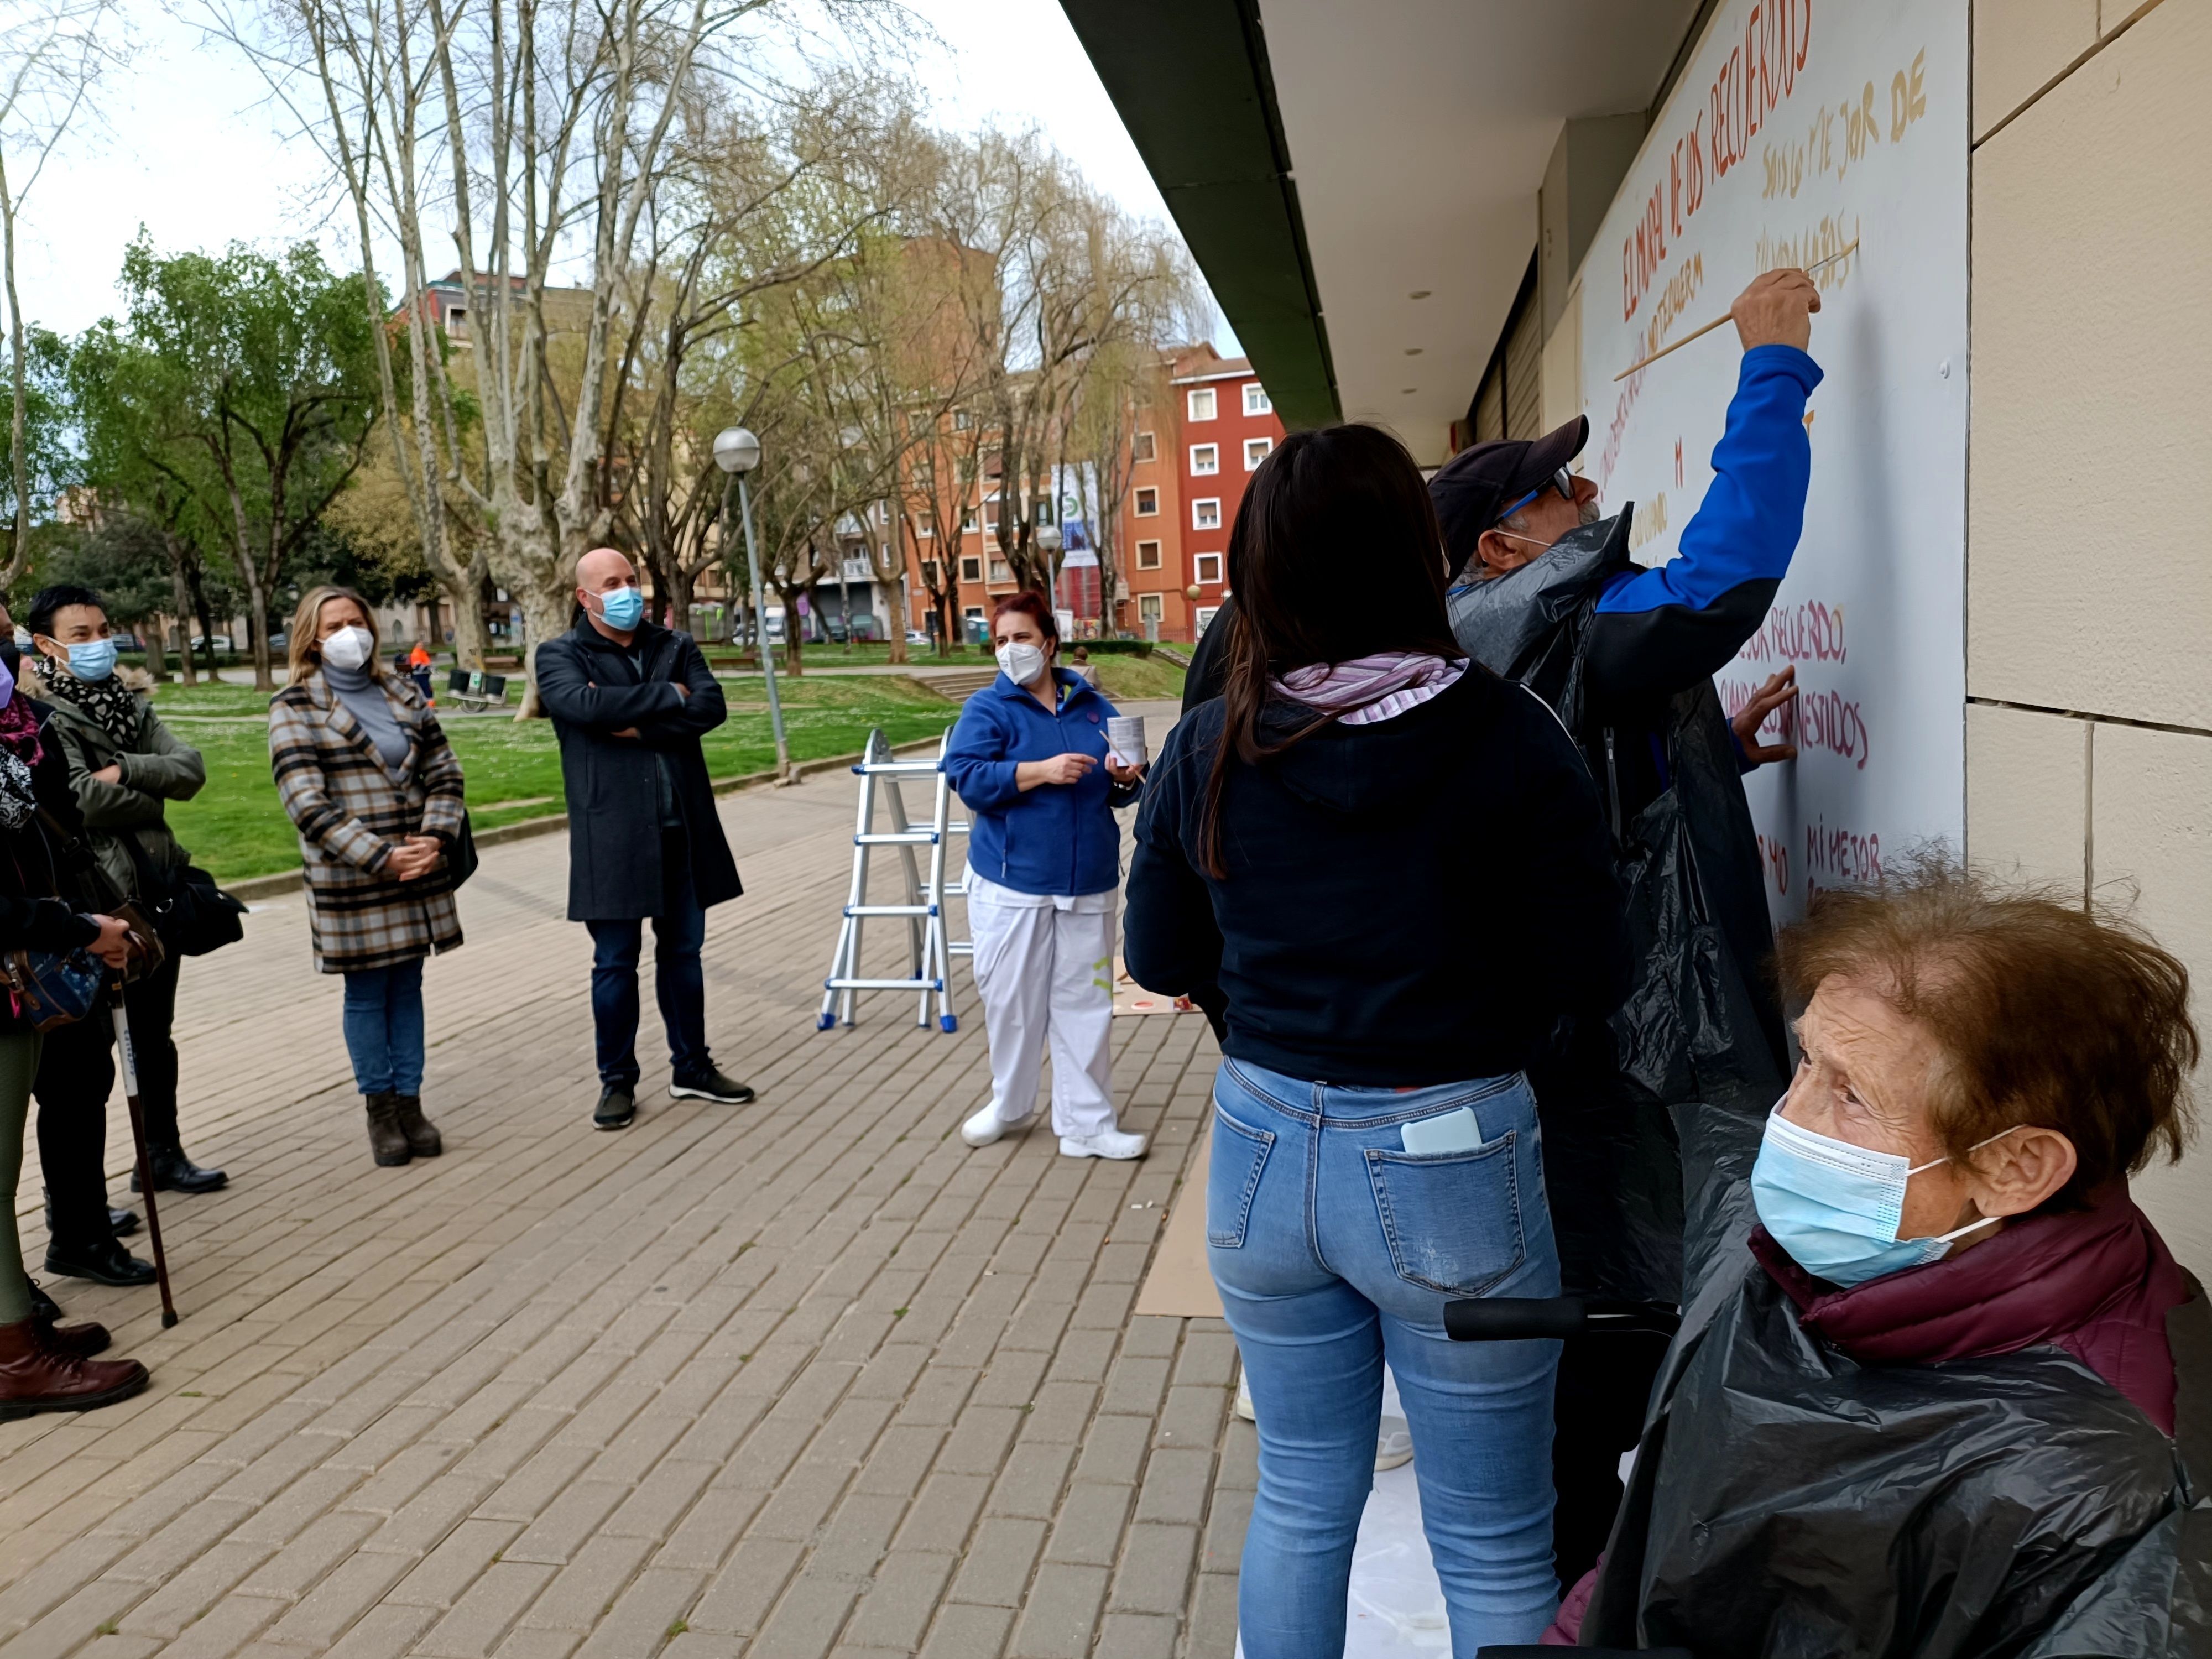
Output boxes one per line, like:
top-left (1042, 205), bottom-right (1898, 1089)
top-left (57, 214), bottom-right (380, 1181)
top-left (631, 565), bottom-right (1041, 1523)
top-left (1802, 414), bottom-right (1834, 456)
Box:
top-left (0, 729), bottom-right (1253, 1659)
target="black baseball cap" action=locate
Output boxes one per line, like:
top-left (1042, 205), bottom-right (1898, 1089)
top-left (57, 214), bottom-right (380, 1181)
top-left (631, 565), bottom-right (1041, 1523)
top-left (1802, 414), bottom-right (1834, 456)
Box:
top-left (1429, 414), bottom-right (1589, 578)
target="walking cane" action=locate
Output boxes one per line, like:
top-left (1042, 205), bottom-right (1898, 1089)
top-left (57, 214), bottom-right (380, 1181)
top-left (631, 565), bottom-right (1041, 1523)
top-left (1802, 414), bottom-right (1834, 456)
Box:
top-left (109, 974), bottom-right (178, 1327)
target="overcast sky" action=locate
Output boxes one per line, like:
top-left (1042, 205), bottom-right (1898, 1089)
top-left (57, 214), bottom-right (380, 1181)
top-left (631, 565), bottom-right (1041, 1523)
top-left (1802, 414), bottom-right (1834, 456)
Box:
top-left (19, 0), bottom-right (1229, 347)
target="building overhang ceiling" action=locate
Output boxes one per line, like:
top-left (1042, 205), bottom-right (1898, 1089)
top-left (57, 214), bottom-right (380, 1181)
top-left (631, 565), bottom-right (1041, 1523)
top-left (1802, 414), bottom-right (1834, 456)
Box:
top-left (1062, 0), bottom-right (1703, 464)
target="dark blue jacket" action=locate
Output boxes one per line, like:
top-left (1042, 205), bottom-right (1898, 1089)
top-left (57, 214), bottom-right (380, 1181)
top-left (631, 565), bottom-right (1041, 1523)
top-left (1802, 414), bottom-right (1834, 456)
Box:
top-left (945, 669), bottom-right (1131, 897)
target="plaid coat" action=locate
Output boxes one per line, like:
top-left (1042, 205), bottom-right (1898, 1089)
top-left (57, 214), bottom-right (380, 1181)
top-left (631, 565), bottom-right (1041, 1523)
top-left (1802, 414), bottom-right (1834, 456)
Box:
top-left (269, 670), bottom-right (466, 973)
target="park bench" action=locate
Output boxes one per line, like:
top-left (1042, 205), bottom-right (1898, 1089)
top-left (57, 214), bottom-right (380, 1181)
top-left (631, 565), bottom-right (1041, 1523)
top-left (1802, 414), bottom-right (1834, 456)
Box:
top-left (445, 669), bottom-right (510, 711)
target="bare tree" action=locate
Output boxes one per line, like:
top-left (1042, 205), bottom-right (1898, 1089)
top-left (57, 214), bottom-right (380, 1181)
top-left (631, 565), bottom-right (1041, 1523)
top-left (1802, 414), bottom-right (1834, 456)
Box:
top-left (0, 0), bottom-right (126, 591)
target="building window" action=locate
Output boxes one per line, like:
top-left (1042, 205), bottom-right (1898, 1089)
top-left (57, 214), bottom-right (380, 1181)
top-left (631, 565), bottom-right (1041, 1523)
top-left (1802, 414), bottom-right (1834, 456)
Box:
top-left (1195, 552), bottom-right (1223, 585)
top-left (1133, 430), bottom-right (1156, 463)
top-left (921, 559), bottom-right (941, 588)
top-left (1134, 487), bottom-right (1159, 517)
top-left (1034, 495), bottom-right (1055, 524)
top-left (1192, 498), bottom-right (1220, 530)
top-left (1190, 443), bottom-right (1219, 476)
top-left (983, 503), bottom-right (999, 542)
top-left (1139, 594), bottom-right (1164, 624)
top-left (1196, 605), bottom-right (1220, 635)
top-left (953, 409), bottom-right (973, 430)
top-left (1187, 387), bottom-right (1217, 421)
top-left (915, 509), bottom-right (934, 538)
top-left (1244, 383), bottom-right (1271, 416)
top-left (1244, 436), bottom-right (1272, 471)
top-left (961, 504), bottom-right (977, 533)
top-left (988, 559), bottom-right (1010, 583)
top-left (1136, 539), bottom-right (1162, 571)
top-left (959, 555), bottom-right (983, 583)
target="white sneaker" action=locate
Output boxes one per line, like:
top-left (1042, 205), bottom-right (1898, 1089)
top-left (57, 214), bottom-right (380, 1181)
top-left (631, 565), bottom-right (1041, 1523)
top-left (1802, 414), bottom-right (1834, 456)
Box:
top-left (1234, 1368), bottom-right (1255, 1422)
top-left (1375, 1415), bottom-right (1413, 1472)
top-left (1058, 1128), bottom-right (1148, 1160)
top-left (962, 1105), bottom-right (1028, 1147)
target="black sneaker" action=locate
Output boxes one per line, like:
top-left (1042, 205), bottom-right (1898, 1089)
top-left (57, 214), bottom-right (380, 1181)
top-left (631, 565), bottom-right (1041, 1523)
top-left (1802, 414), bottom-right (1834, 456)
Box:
top-left (44, 1237), bottom-right (158, 1287)
top-left (669, 1069), bottom-right (755, 1105)
top-left (593, 1084), bottom-right (637, 1131)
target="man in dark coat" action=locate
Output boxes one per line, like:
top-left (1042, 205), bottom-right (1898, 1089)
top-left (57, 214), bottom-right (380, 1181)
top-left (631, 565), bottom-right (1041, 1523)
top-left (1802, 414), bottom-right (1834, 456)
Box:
top-left (535, 547), bottom-right (753, 1130)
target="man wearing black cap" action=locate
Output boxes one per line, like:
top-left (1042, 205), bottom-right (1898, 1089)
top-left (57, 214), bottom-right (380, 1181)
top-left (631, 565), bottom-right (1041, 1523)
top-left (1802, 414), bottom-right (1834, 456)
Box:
top-left (1432, 267), bottom-right (1820, 1584)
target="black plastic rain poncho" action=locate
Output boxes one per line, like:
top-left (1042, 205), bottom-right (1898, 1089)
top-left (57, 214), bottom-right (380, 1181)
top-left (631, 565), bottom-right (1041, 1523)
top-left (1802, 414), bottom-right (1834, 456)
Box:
top-left (1446, 509), bottom-right (1787, 1308)
top-left (1579, 1110), bottom-right (2212, 1657)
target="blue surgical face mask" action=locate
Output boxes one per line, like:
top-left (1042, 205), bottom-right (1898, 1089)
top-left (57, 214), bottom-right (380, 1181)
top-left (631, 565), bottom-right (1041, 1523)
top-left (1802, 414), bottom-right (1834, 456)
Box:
top-left (65, 638), bottom-right (118, 683)
top-left (1751, 1100), bottom-right (2016, 1288)
top-left (593, 585), bottom-right (644, 630)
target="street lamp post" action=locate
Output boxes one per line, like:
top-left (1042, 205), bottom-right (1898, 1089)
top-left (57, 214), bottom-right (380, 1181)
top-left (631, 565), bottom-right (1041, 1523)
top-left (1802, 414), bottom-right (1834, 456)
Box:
top-left (714, 426), bottom-right (791, 784)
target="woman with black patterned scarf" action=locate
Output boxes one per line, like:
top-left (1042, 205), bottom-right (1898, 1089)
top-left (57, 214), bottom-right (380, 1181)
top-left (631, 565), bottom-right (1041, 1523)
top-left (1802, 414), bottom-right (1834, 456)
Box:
top-left (25, 585), bottom-right (225, 1298)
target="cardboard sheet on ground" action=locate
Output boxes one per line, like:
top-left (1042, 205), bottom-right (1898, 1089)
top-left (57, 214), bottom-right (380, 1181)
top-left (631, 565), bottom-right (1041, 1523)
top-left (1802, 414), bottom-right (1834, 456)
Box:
top-left (1134, 1135), bottom-right (1222, 1319)
top-left (1112, 956), bottom-right (1200, 1018)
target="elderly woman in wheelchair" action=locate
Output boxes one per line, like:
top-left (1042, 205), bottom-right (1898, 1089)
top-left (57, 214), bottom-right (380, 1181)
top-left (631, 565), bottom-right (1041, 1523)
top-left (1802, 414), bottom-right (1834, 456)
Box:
top-left (1534, 865), bottom-right (2210, 1657)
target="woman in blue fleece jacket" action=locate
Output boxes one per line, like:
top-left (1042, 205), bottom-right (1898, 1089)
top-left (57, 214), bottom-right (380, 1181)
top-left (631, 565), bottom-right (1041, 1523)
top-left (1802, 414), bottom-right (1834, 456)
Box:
top-left (943, 592), bottom-right (1146, 1161)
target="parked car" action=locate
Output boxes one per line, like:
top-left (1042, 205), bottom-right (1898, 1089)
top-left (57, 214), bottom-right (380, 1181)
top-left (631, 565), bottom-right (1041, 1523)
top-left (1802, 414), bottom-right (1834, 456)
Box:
top-left (191, 634), bottom-right (234, 653)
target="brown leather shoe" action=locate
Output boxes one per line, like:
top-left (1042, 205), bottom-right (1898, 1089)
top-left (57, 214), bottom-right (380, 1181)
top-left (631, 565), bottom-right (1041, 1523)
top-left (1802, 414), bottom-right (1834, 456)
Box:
top-left (390, 1094), bottom-right (442, 1157)
top-left (365, 1093), bottom-right (411, 1166)
top-left (0, 1316), bottom-right (147, 1419)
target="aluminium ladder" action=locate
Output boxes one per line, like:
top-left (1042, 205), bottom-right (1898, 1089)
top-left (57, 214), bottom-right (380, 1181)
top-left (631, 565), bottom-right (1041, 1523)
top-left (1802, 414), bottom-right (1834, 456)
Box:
top-left (817, 727), bottom-right (971, 1032)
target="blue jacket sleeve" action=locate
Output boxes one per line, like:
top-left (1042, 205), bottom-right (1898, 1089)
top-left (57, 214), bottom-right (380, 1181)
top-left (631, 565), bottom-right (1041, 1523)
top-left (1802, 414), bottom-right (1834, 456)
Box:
top-left (943, 700), bottom-right (1023, 812)
top-left (1587, 344), bottom-right (1822, 701)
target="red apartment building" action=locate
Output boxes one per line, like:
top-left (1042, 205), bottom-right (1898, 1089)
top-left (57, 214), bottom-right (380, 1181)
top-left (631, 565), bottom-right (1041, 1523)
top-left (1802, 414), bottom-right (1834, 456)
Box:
top-left (881, 343), bottom-right (1285, 649)
top-left (1118, 347), bottom-right (1282, 643)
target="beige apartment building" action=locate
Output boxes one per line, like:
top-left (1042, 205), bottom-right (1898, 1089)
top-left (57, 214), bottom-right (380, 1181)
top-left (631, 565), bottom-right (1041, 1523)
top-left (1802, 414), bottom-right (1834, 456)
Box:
top-left (1070, 0), bottom-right (2212, 1269)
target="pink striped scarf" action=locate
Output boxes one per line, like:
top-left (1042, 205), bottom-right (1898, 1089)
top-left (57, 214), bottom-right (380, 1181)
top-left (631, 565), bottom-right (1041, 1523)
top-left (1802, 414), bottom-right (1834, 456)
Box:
top-left (1271, 651), bottom-right (1468, 726)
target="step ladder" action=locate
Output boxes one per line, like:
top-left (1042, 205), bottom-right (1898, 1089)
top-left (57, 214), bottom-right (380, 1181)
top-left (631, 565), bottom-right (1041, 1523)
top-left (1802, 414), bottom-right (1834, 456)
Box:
top-left (817, 727), bottom-right (971, 1032)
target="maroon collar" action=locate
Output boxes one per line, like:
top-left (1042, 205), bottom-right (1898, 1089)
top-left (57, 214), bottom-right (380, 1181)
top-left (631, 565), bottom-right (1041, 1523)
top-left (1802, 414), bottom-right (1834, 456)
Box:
top-left (1751, 1185), bottom-right (2179, 1370)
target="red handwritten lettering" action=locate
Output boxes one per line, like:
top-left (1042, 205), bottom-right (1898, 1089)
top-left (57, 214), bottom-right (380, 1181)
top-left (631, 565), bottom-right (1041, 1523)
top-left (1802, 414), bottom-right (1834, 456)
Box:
top-left (1736, 599), bottom-right (1846, 666)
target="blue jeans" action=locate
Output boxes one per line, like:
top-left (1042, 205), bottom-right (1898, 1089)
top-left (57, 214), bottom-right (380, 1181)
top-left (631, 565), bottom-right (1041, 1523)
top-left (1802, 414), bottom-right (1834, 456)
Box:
top-left (585, 841), bottom-right (709, 1088)
top-left (1209, 1059), bottom-right (1563, 1657)
top-left (342, 960), bottom-right (426, 1097)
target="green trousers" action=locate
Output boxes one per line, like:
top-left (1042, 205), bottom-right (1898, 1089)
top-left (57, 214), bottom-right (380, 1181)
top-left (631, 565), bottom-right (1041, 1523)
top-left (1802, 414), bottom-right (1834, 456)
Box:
top-left (0, 1029), bottom-right (45, 1324)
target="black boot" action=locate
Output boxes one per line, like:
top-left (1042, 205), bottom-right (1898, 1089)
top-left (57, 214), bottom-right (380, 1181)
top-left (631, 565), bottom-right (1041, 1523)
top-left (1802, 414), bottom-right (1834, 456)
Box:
top-left (131, 1144), bottom-right (227, 1195)
top-left (110, 1207), bottom-right (139, 1237)
top-left (365, 1093), bottom-right (411, 1166)
top-left (44, 1236), bottom-right (158, 1287)
top-left (390, 1094), bottom-right (442, 1157)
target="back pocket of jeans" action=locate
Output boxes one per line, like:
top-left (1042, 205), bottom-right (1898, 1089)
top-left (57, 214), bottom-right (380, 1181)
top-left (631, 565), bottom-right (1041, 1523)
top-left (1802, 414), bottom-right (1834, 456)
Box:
top-left (1363, 1133), bottom-right (1524, 1296)
top-left (1207, 1103), bottom-right (1275, 1249)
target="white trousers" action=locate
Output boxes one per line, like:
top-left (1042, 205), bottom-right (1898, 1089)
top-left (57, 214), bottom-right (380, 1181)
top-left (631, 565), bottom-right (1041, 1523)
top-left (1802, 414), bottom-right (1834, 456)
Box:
top-left (967, 875), bottom-right (1120, 1139)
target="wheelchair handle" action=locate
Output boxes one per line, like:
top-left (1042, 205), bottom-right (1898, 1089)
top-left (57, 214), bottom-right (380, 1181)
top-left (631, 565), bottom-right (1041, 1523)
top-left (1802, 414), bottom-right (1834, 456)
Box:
top-left (1443, 1296), bottom-right (1682, 1342)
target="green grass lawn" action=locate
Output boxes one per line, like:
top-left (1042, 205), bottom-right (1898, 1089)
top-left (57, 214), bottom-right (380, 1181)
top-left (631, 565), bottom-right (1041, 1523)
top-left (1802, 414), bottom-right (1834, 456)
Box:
top-left (154, 676), bottom-right (963, 884)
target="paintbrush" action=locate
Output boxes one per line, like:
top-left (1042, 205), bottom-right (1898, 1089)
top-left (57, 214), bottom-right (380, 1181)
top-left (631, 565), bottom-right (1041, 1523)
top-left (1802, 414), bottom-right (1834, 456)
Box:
top-left (1614, 240), bottom-right (1860, 382)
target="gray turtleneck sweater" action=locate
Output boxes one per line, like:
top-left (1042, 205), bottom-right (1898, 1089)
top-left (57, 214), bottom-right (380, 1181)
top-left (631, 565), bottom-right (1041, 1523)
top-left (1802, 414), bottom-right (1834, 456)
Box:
top-left (324, 662), bottom-right (410, 771)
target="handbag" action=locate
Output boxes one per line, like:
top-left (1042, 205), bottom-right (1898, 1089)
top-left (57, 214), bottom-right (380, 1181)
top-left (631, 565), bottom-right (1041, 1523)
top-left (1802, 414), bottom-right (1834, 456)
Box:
top-left (3, 945), bottom-right (104, 1031)
top-left (122, 832), bottom-right (246, 957)
top-left (447, 810), bottom-right (479, 888)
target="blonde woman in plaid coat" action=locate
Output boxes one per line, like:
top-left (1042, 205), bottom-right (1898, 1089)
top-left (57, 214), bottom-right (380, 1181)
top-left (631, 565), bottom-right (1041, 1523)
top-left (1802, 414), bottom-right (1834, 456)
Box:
top-left (269, 586), bottom-right (466, 1168)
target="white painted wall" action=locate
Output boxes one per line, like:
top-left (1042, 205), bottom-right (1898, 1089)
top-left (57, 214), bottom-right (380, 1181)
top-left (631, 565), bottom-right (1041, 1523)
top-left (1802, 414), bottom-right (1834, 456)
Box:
top-left (1578, 0), bottom-right (1970, 924)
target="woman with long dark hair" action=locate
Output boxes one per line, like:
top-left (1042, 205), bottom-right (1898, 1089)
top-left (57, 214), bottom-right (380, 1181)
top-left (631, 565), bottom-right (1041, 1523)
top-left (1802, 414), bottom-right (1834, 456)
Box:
top-left (1125, 425), bottom-right (1627, 1653)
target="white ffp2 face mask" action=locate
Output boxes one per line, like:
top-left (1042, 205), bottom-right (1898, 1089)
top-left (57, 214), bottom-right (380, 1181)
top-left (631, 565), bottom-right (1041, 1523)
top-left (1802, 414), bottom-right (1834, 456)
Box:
top-left (996, 641), bottom-right (1047, 685)
top-left (321, 625), bottom-right (375, 672)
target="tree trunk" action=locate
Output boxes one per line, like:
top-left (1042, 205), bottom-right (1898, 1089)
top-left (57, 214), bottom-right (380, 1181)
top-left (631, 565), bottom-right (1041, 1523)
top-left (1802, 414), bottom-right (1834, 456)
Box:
top-left (666, 562), bottom-right (696, 637)
top-left (1, 168), bottom-right (30, 598)
top-left (166, 556), bottom-right (199, 687)
top-left (245, 583), bottom-right (274, 691)
top-left (186, 568), bottom-right (216, 677)
top-left (441, 562), bottom-right (492, 670)
top-left (775, 578), bottom-right (806, 676)
top-left (511, 568), bottom-right (574, 719)
top-left (140, 616), bottom-right (168, 682)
